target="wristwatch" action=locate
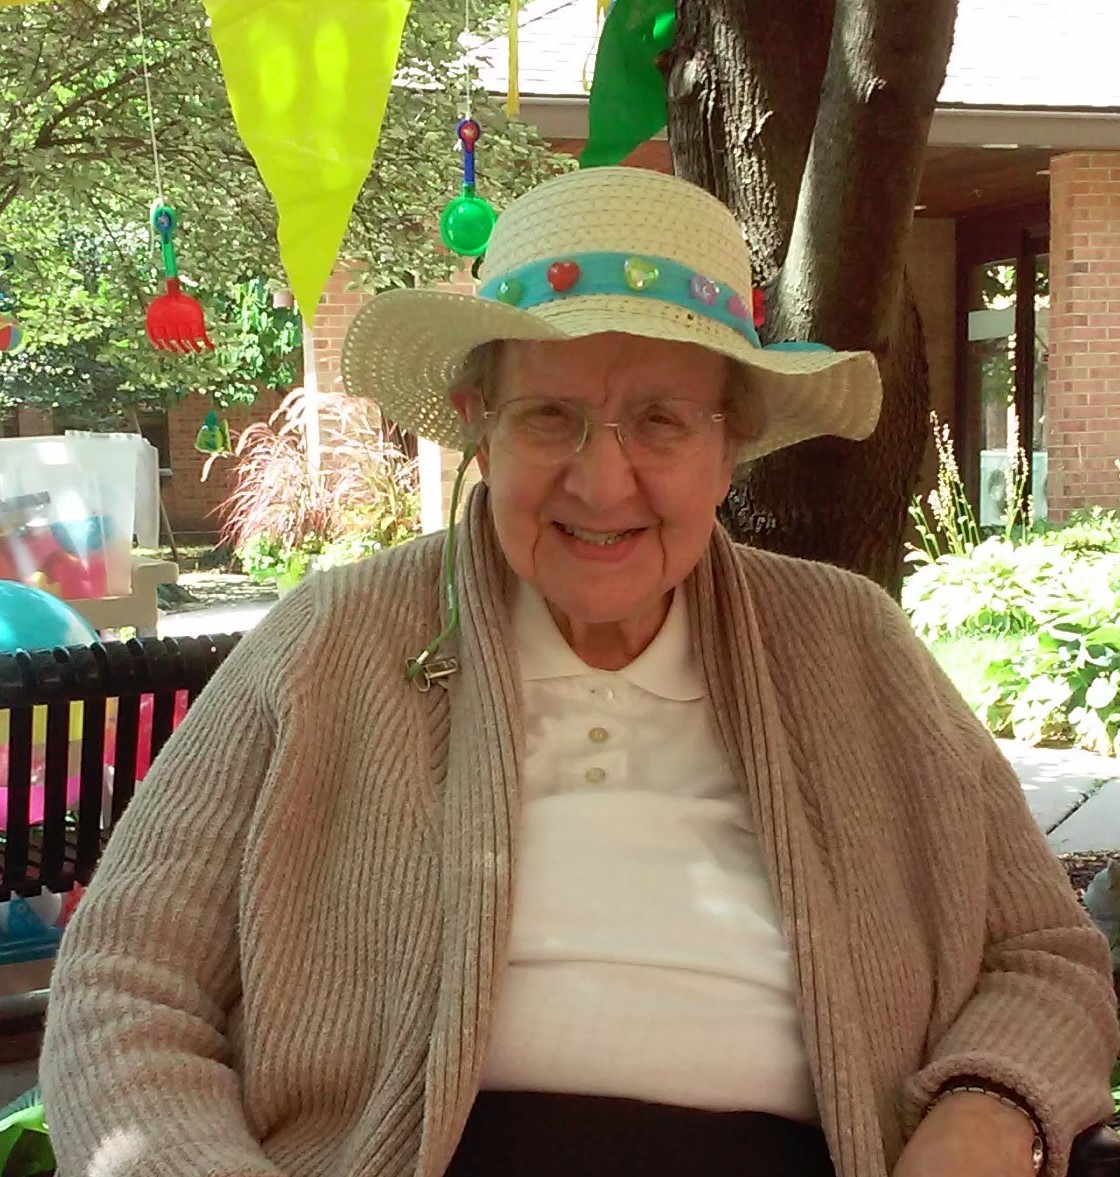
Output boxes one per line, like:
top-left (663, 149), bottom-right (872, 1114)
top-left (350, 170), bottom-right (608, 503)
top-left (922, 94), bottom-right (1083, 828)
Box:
top-left (929, 1079), bottom-right (1045, 1174)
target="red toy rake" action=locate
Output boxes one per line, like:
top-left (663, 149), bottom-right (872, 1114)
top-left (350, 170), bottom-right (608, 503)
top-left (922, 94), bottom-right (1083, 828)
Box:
top-left (136, 0), bottom-right (213, 354)
top-left (146, 204), bottom-right (214, 353)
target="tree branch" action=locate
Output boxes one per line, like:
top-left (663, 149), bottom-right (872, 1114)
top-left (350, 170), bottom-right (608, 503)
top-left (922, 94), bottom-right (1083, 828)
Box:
top-left (0, 179), bottom-right (20, 219)
top-left (87, 195), bottom-right (150, 313)
top-left (35, 64), bottom-right (145, 149)
top-left (776, 0), bottom-right (957, 350)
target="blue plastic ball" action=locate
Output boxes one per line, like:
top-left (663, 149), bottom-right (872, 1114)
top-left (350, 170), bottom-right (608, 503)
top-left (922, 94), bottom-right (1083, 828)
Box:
top-left (0, 581), bottom-right (98, 654)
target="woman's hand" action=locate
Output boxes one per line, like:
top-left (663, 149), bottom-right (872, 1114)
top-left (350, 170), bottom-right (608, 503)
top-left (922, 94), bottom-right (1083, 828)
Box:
top-left (892, 1091), bottom-right (1039, 1177)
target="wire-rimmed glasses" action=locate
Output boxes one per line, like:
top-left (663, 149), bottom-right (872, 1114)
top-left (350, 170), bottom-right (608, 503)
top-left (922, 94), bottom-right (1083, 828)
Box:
top-left (481, 397), bottom-right (727, 467)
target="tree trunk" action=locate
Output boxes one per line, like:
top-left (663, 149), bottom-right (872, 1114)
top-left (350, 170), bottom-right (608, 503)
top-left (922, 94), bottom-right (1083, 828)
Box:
top-left (663, 0), bottom-right (956, 591)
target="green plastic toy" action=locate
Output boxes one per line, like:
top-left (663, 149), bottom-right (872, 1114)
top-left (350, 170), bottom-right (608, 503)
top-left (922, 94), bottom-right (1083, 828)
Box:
top-left (195, 409), bottom-right (233, 456)
top-left (0, 1087), bottom-right (53, 1177)
top-left (582, 0), bottom-right (677, 169)
top-left (439, 118), bottom-right (497, 258)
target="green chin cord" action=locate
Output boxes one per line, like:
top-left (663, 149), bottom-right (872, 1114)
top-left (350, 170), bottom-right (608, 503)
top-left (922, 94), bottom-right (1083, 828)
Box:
top-left (406, 443), bottom-right (479, 690)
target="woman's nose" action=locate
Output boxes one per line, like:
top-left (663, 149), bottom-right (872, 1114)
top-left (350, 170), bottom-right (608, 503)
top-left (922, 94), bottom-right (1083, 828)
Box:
top-left (561, 422), bottom-right (640, 507)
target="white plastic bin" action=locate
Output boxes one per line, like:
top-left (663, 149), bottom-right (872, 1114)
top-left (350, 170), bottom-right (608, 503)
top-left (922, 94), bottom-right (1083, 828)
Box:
top-left (0, 436), bottom-right (141, 597)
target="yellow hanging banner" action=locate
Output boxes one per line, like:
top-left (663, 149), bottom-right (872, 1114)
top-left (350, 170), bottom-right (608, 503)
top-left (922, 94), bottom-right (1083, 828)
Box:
top-left (204, 0), bottom-right (411, 326)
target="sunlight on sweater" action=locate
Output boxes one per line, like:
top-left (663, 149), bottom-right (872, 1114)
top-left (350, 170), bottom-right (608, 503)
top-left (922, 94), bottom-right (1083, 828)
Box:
top-left (90, 1127), bottom-right (146, 1177)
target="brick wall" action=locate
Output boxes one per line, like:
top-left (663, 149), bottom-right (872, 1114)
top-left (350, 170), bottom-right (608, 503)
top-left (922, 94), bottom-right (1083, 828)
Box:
top-left (161, 269), bottom-right (375, 537)
top-left (310, 267), bottom-right (367, 395)
top-left (1047, 152), bottom-right (1120, 516)
top-left (15, 406), bottom-right (51, 436)
top-left (162, 390), bottom-right (284, 536)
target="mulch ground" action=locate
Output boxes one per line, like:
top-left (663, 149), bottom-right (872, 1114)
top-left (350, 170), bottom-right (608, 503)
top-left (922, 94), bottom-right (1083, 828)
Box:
top-left (1062, 851), bottom-right (1117, 899)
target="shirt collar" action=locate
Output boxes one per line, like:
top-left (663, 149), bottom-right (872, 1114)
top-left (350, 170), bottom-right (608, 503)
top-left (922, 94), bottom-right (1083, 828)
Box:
top-left (513, 581), bottom-right (707, 701)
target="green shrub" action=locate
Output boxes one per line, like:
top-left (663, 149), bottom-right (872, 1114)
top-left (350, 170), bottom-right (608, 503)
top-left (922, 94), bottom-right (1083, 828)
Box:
top-left (907, 544), bottom-right (1120, 753)
top-left (904, 416), bottom-right (1120, 753)
top-left (1035, 507), bottom-right (1120, 555)
top-left (223, 387), bottom-right (420, 586)
top-left (901, 538), bottom-right (1096, 641)
top-left (980, 602), bottom-right (1120, 755)
top-left (930, 633), bottom-right (1025, 715)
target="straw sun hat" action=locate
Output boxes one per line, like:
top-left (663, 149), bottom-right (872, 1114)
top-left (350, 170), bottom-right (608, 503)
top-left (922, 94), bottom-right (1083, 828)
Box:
top-left (341, 167), bottom-right (883, 462)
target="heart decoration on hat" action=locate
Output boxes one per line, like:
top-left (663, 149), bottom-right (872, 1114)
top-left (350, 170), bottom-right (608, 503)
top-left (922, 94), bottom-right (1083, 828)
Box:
top-left (547, 261), bottom-right (581, 292)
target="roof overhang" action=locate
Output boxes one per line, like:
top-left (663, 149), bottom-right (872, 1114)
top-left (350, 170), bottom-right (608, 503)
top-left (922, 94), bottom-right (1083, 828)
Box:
top-left (516, 96), bottom-right (1120, 150)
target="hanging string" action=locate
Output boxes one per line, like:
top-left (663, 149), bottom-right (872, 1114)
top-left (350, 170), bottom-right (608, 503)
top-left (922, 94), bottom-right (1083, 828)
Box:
top-left (506, 0), bottom-right (520, 115)
top-left (462, 0), bottom-right (473, 118)
top-left (582, 0), bottom-right (612, 92)
top-left (134, 0), bottom-right (165, 203)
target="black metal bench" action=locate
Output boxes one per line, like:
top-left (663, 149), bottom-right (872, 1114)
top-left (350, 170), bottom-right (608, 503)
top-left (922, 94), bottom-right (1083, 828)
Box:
top-left (1, 636), bottom-right (1118, 1174)
top-left (0, 636), bottom-right (239, 906)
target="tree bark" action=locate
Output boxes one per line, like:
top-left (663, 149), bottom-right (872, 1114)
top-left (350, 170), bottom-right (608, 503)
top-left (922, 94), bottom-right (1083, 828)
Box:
top-left (663, 0), bottom-right (957, 591)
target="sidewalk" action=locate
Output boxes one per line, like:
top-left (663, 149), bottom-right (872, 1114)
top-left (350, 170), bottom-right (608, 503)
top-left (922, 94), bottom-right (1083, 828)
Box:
top-left (158, 599), bottom-right (274, 638)
top-left (1002, 741), bottom-right (1120, 853)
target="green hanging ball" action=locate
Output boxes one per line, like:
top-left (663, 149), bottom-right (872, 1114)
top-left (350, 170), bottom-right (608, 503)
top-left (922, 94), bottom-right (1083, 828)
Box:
top-left (439, 194), bottom-right (497, 257)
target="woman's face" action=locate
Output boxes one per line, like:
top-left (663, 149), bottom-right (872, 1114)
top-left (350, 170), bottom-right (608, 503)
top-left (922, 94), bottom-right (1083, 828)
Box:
top-left (453, 333), bottom-right (738, 635)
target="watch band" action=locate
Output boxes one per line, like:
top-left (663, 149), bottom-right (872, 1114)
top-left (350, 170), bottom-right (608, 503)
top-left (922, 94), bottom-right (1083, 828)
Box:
top-left (928, 1080), bottom-right (1045, 1174)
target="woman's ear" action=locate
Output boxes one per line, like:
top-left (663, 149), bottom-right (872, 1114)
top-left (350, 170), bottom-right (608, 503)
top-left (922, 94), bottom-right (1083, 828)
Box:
top-left (450, 384), bottom-right (483, 431)
top-left (450, 385), bottom-right (491, 481)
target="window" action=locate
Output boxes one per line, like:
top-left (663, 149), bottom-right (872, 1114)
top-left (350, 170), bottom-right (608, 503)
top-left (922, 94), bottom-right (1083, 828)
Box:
top-left (137, 411), bottom-right (172, 474)
top-left (957, 207), bottom-right (1050, 527)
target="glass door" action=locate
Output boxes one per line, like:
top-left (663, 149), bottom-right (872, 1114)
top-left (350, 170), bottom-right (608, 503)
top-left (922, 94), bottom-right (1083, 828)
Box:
top-left (964, 238), bottom-right (1049, 529)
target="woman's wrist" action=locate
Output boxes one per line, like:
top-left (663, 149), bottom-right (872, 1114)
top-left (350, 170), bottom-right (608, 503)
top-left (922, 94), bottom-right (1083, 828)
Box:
top-left (927, 1080), bottom-right (1045, 1174)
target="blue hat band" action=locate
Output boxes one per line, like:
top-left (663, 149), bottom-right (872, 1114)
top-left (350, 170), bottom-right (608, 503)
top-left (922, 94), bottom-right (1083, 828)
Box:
top-left (478, 251), bottom-right (764, 349)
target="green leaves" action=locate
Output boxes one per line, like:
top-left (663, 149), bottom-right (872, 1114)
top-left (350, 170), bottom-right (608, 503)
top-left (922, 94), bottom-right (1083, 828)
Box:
top-left (905, 517), bottom-right (1120, 756)
top-left (0, 0), bottom-right (568, 418)
top-left (981, 611), bottom-right (1120, 755)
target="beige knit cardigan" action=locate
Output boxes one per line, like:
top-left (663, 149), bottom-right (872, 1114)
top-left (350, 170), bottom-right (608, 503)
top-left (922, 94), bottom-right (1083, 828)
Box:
top-left (41, 487), bottom-right (1116, 1177)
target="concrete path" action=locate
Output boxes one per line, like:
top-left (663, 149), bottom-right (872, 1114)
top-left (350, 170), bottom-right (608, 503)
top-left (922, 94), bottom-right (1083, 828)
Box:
top-left (158, 600), bottom-right (273, 638)
top-left (1000, 740), bottom-right (1120, 853)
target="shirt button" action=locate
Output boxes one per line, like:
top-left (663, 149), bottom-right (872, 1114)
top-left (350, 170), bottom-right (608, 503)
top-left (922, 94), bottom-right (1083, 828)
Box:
top-left (588, 727), bottom-right (609, 744)
top-left (594, 686), bottom-right (615, 703)
top-left (585, 767), bottom-right (607, 785)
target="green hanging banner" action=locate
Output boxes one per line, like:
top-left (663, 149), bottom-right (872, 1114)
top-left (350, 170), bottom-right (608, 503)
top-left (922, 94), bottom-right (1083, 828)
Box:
top-left (581, 0), bottom-right (676, 169)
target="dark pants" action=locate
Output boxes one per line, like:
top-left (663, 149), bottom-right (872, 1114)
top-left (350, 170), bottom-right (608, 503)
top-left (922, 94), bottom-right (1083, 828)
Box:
top-left (444, 1091), bottom-right (837, 1176)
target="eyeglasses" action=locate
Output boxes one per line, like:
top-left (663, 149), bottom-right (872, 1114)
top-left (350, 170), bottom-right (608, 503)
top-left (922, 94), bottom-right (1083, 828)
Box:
top-left (482, 397), bottom-right (727, 467)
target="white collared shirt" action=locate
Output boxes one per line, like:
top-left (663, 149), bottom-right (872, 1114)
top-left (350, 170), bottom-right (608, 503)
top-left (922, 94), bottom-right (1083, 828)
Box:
top-left (481, 584), bottom-right (818, 1122)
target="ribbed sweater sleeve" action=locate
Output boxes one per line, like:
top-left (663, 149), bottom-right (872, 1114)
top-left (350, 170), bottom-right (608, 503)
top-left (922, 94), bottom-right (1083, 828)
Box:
top-left (877, 595), bottom-right (1119, 1174)
top-left (40, 583), bottom-right (319, 1177)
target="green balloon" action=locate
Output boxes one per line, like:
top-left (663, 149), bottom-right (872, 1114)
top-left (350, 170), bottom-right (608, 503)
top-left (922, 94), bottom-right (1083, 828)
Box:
top-left (439, 194), bottom-right (497, 257)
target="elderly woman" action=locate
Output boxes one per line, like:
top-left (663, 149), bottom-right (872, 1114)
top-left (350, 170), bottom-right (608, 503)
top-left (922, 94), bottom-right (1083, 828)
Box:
top-left (41, 167), bottom-right (1115, 1177)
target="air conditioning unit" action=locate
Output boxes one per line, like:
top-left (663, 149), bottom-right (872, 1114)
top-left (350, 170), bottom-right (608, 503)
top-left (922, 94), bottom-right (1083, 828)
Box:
top-left (979, 449), bottom-right (1048, 528)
